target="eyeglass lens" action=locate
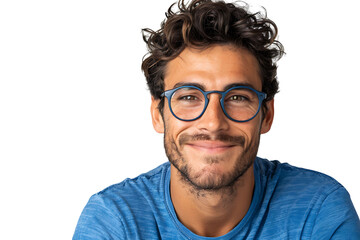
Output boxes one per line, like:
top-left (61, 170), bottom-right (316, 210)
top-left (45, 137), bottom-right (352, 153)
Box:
top-left (170, 87), bottom-right (260, 121)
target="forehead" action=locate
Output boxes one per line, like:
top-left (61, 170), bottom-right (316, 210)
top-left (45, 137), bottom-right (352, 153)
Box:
top-left (164, 45), bottom-right (262, 91)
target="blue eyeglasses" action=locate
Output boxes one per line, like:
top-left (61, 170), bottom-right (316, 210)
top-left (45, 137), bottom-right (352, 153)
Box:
top-left (161, 85), bottom-right (267, 122)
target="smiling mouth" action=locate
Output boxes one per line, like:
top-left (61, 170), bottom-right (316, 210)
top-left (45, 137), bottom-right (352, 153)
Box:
top-left (186, 141), bottom-right (237, 154)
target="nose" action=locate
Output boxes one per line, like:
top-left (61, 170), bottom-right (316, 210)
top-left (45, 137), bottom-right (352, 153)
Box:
top-left (196, 93), bottom-right (230, 132)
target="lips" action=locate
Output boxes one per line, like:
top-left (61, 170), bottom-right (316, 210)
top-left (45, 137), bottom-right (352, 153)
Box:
top-left (186, 141), bottom-right (236, 154)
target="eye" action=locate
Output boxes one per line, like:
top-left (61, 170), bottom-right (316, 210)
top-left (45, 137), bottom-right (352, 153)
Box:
top-left (228, 95), bottom-right (248, 102)
top-left (179, 95), bottom-right (198, 101)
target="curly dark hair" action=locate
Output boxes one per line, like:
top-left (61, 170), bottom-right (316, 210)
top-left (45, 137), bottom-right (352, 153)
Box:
top-left (141, 0), bottom-right (284, 110)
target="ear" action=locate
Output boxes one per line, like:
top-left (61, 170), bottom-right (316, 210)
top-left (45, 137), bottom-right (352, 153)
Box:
top-left (151, 96), bottom-right (164, 133)
top-left (261, 99), bottom-right (275, 134)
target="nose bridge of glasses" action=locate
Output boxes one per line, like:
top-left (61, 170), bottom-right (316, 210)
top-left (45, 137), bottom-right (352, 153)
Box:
top-left (204, 90), bottom-right (224, 101)
top-left (203, 90), bottom-right (226, 118)
top-left (203, 91), bottom-right (227, 116)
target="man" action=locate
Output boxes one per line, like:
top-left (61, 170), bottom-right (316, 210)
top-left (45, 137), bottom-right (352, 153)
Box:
top-left (73, 0), bottom-right (360, 239)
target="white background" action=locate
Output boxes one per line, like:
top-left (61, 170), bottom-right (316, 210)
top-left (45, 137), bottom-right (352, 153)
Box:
top-left (0, 0), bottom-right (359, 239)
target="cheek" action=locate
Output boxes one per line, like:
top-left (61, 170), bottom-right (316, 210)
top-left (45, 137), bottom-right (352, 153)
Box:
top-left (163, 110), bottom-right (192, 140)
top-left (233, 119), bottom-right (262, 146)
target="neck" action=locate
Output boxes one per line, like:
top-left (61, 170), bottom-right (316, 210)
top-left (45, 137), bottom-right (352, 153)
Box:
top-left (170, 164), bottom-right (255, 237)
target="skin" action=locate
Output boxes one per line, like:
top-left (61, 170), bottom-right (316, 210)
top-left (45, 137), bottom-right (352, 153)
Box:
top-left (151, 45), bottom-right (275, 237)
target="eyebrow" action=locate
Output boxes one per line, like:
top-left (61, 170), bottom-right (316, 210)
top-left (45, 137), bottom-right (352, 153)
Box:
top-left (173, 82), bottom-right (206, 90)
top-left (172, 82), bottom-right (257, 91)
top-left (223, 83), bottom-right (257, 91)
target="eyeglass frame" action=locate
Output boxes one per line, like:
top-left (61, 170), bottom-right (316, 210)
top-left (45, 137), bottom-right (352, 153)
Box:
top-left (160, 85), bottom-right (267, 123)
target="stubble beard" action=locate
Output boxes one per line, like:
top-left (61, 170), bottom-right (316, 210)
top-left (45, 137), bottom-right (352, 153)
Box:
top-left (164, 129), bottom-right (261, 194)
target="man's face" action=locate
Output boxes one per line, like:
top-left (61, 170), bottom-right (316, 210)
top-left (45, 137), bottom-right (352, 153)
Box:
top-left (151, 45), bottom-right (274, 191)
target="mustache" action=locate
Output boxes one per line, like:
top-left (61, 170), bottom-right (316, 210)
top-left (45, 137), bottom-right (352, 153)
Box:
top-left (179, 133), bottom-right (245, 147)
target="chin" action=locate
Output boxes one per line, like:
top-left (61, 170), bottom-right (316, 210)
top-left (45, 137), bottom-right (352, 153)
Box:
top-left (177, 157), bottom-right (249, 191)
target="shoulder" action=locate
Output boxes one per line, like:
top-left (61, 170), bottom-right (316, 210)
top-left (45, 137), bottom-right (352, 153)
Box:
top-left (89, 162), bottom-right (170, 214)
top-left (73, 162), bottom-right (171, 239)
top-left (255, 157), bottom-right (360, 238)
top-left (256, 157), bottom-right (342, 194)
top-left (255, 157), bottom-right (349, 220)
top-left (98, 161), bottom-right (170, 199)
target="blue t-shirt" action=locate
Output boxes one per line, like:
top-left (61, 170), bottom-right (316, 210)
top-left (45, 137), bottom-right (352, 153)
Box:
top-left (73, 158), bottom-right (360, 239)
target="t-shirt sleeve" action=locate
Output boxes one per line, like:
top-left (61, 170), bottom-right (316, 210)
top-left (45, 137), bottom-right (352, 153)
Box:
top-left (72, 194), bottom-right (125, 240)
top-left (312, 186), bottom-right (360, 239)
